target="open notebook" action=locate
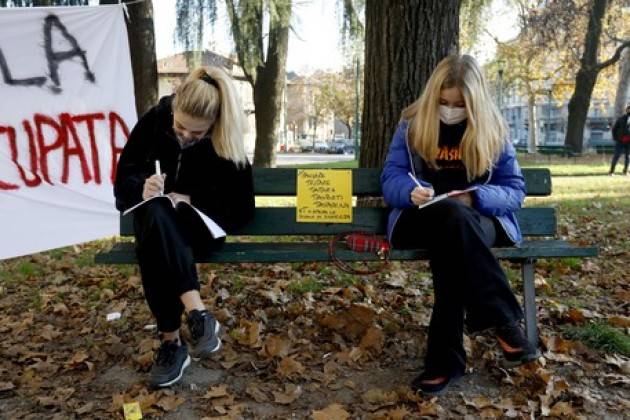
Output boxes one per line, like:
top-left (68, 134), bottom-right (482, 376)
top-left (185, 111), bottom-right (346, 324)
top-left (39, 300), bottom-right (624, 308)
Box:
top-left (122, 195), bottom-right (226, 239)
top-left (418, 186), bottom-right (479, 210)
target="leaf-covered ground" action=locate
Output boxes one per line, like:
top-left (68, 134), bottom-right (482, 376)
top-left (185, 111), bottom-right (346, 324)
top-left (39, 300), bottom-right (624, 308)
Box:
top-left (0, 170), bottom-right (628, 419)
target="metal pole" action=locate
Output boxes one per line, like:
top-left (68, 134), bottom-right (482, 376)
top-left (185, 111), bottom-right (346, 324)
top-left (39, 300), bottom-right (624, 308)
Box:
top-left (498, 69), bottom-right (504, 117)
top-left (354, 56), bottom-right (360, 158)
top-left (547, 89), bottom-right (552, 145)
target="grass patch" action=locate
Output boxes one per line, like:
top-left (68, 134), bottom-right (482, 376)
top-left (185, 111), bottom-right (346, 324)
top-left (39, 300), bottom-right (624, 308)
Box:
top-left (18, 261), bottom-right (43, 278)
top-left (0, 269), bottom-right (11, 284)
top-left (281, 159), bottom-right (358, 169)
top-left (335, 272), bottom-right (360, 287)
top-left (518, 153), bottom-right (611, 176)
top-left (288, 277), bottom-right (325, 294)
top-left (76, 249), bottom-right (97, 268)
top-left (562, 322), bottom-right (630, 356)
top-left (230, 277), bottom-right (246, 293)
top-left (558, 257), bottom-right (582, 270)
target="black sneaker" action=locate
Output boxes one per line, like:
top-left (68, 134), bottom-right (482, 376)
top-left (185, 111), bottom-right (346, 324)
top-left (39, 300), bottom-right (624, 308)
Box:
top-left (149, 340), bottom-right (190, 388)
top-left (186, 309), bottom-right (221, 359)
top-left (496, 322), bottom-right (541, 368)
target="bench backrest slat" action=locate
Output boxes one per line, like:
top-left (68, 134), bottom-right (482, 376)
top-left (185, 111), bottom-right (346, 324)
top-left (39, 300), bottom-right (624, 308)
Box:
top-left (253, 168), bottom-right (551, 196)
top-left (119, 167), bottom-right (554, 237)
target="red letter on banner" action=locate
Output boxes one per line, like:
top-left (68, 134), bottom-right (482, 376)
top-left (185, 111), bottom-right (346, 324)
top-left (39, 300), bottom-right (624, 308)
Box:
top-left (108, 111), bottom-right (129, 183)
top-left (60, 113), bottom-right (91, 183)
top-left (73, 113), bottom-right (105, 184)
top-left (35, 113), bottom-right (65, 185)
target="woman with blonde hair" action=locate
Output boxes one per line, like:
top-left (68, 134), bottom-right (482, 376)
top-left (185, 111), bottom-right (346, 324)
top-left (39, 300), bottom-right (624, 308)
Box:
top-left (114, 66), bottom-right (254, 388)
top-left (381, 55), bottom-right (540, 395)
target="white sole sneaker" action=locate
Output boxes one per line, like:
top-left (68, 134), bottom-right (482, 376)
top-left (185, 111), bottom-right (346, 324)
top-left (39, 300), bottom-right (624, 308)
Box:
top-left (155, 354), bottom-right (191, 388)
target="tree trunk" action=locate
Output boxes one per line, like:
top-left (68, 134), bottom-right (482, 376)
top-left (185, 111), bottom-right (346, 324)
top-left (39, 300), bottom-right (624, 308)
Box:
top-left (251, 4), bottom-right (291, 168)
top-left (564, 0), bottom-right (608, 153)
top-left (100, 0), bottom-right (157, 118)
top-left (360, 0), bottom-right (460, 168)
top-left (614, 47), bottom-right (630, 118)
top-left (527, 91), bottom-right (537, 153)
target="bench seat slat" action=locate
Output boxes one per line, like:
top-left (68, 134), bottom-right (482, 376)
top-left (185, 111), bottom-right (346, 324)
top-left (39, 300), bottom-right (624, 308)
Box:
top-left (95, 240), bottom-right (597, 264)
top-left (120, 207), bottom-right (557, 237)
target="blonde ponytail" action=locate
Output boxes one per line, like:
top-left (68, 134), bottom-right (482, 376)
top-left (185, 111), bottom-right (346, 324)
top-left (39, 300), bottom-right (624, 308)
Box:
top-left (172, 66), bottom-right (249, 167)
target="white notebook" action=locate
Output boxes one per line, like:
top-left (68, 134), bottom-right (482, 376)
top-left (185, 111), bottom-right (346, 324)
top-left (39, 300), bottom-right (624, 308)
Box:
top-left (123, 195), bottom-right (226, 239)
top-left (417, 186), bottom-right (479, 210)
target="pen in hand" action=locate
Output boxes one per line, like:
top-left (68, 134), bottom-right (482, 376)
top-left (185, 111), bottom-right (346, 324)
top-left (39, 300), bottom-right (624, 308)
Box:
top-left (155, 160), bottom-right (164, 196)
top-left (407, 172), bottom-right (424, 190)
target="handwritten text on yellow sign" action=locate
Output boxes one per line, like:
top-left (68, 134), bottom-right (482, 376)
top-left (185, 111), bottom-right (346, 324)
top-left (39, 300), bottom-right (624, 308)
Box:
top-left (296, 169), bottom-right (352, 223)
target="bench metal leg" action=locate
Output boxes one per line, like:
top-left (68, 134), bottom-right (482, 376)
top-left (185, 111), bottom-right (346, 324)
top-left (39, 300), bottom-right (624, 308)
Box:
top-left (521, 258), bottom-right (538, 347)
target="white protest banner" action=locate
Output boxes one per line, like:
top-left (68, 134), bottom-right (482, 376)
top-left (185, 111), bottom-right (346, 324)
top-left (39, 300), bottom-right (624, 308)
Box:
top-left (0, 5), bottom-right (136, 260)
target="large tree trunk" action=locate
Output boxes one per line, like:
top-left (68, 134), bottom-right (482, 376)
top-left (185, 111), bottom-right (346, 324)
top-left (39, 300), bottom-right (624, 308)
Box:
top-left (564, 0), bottom-right (607, 153)
top-left (360, 0), bottom-right (460, 168)
top-left (614, 47), bottom-right (630, 118)
top-left (527, 91), bottom-right (537, 153)
top-left (101, 0), bottom-right (157, 117)
top-left (252, 5), bottom-right (290, 168)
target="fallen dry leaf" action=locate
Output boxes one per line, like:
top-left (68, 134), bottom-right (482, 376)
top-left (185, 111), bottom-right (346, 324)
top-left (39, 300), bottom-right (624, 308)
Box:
top-left (361, 388), bottom-right (399, 409)
top-left (359, 326), bottom-right (385, 354)
top-left (312, 403), bottom-right (350, 420)
top-left (277, 356), bottom-right (305, 378)
top-left (273, 384), bottom-right (302, 405)
top-left (0, 382), bottom-right (15, 392)
top-left (260, 335), bottom-right (291, 358)
top-left (156, 395), bottom-right (185, 411)
top-left (232, 319), bottom-right (262, 348)
top-left (203, 385), bottom-right (229, 399)
top-left (245, 382), bottom-right (269, 403)
top-left (608, 315), bottom-right (630, 328)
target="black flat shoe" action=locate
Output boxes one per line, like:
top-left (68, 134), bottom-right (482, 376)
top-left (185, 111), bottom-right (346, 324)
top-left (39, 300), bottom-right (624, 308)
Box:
top-left (411, 371), bottom-right (463, 396)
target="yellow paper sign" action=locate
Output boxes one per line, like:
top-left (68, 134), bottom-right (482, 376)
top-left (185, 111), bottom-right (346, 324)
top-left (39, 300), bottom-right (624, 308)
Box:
top-left (296, 169), bottom-right (352, 223)
top-left (123, 401), bottom-right (142, 420)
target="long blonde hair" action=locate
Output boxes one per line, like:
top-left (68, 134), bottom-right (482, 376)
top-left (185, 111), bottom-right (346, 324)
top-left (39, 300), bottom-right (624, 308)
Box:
top-left (172, 66), bottom-right (248, 167)
top-left (402, 55), bottom-right (507, 180)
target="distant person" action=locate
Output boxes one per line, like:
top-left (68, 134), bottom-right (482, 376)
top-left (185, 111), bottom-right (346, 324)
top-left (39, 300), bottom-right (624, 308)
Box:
top-left (609, 104), bottom-right (630, 176)
top-left (381, 55), bottom-right (540, 396)
top-left (114, 66), bottom-right (254, 388)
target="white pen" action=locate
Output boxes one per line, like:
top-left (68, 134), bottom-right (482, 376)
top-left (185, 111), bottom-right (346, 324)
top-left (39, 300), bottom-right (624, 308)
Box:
top-left (407, 172), bottom-right (424, 190)
top-left (155, 160), bottom-right (163, 196)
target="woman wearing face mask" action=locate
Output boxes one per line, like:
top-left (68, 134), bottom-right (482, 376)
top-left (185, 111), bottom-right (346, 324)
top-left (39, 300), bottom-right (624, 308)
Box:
top-left (114, 66), bottom-right (254, 388)
top-left (381, 55), bottom-right (540, 395)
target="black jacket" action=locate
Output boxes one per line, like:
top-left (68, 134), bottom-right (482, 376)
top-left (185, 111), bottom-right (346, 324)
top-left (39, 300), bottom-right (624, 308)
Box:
top-left (612, 114), bottom-right (630, 142)
top-left (114, 96), bottom-right (255, 233)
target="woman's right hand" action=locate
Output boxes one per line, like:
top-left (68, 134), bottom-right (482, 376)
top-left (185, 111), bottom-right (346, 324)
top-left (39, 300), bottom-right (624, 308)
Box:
top-left (410, 186), bottom-right (434, 206)
top-left (142, 174), bottom-right (166, 200)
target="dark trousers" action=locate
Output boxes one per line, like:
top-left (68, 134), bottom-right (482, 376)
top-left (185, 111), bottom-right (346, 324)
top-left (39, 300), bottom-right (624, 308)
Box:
top-left (391, 199), bottom-right (523, 376)
top-left (133, 199), bottom-right (224, 332)
top-left (609, 142), bottom-right (630, 174)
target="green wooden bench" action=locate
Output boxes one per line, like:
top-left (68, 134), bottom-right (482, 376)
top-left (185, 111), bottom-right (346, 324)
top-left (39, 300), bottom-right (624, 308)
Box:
top-left (95, 168), bottom-right (598, 346)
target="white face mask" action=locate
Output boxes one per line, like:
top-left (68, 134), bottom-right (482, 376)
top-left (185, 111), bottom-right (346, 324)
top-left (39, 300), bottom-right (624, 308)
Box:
top-left (439, 105), bottom-right (467, 125)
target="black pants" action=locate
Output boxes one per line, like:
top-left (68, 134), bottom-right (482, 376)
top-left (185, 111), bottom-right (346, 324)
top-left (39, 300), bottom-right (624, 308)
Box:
top-left (133, 200), bottom-right (225, 332)
top-left (610, 142), bottom-right (630, 174)
top-left (391, 199), bottom-right (523, 377)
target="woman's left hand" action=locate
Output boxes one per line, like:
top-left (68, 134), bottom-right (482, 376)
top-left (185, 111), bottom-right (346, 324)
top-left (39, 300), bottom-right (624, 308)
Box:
top-left (167, 192), bottom-right (191, 205)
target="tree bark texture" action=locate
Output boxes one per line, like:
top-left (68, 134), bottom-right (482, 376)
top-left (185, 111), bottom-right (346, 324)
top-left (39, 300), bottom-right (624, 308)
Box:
top-left (360, 0), bottom-right (460, 168)
top-left (101, 0), bottom-right (158, 118)
top-left (614, 47), bottom-right (630, 118)
top-left (564, 0), bottom-right (608, 153)
top-left (251, 4), bottom-right (290, 168)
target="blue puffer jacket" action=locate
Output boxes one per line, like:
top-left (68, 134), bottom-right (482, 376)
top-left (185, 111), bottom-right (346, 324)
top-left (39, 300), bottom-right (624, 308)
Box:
top-left (381, 121), bottom-right (526, 245)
